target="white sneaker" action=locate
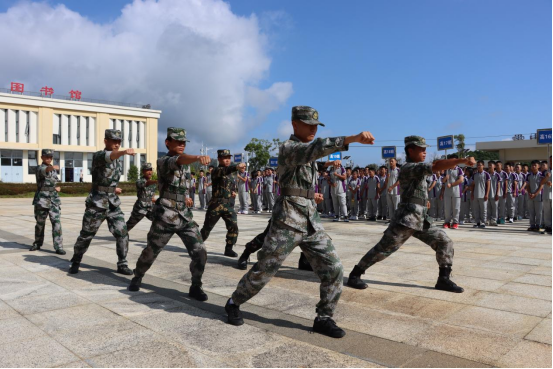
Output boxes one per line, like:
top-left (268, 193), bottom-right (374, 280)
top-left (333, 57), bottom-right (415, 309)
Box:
top-left (459, 221), bottom-right (465, 225)
top-left (243, 211), bottom-right (248, 215)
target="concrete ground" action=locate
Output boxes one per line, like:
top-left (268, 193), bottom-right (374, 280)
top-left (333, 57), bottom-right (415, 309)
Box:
top-left (0, 196), bottom-right (550, 368)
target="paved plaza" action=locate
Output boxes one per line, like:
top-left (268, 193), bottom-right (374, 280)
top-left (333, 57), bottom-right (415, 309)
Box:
top-left (0, 196), bottom-right (551, 368)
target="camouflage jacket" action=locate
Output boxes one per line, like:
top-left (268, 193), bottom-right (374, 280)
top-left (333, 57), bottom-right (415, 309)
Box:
top-left (274, 134), bottom-right (348, 232)
top-left (154, 153), bottom-right (193, 222)
top-left (134, 178), bottom-right (157, 212)
top-left (393, 160), bottom-right (433, 231)
top-left (210, 164), bottom-right (239, 203)
top-left (33, 163), bottom-right (61, 208)
top-left (87, 150), bottom-right (122, 209)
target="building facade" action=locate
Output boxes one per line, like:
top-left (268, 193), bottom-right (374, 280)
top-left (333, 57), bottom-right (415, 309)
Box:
top-left (476, 137), bottom-right (550, 163)
top-left (0, 92), bottom-right (160, 183)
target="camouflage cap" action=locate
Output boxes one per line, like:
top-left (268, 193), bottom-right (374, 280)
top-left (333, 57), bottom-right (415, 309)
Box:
top-left (41, 149), bottom-right (54, 157)
top-left (105, 129), bottom-right (122, 140)
top-left (217, 149), bottom-right (231, 158)
top-left (404, 135), bottom-right (430, 148)
top-left (166, 127), bottom-right (190, 142)
top-left (291, 106), bottom-right (325, 127)
top-left (141, 163), bottom-right (153, 171)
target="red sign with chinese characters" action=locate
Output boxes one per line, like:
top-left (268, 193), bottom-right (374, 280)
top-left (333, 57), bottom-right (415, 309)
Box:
top-left (69, 90), bottom-right (82, 100)
top-left (40, 86), bottom-right (54, 96)
top-left (10, 82), bottom-right (24, 93)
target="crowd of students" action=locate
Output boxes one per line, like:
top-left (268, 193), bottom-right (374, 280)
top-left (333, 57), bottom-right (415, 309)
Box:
top-left (186, 156), bottom-right (552, 235)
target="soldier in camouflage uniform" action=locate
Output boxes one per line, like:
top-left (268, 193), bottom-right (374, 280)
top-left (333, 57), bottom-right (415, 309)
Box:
top-left (30, 149), bottom-right (65, 255)
top-left (200, 149), bottom-right (246, 257)
top-left (126, 163), bottom-right (158, 232)
top-left (347, 136), bottom-right (475, 293)
top-left (129, 128), bottom-right (211, 301)
top-left (69, 129), bottom-right (135, 275)
top-left (225, 106), bottom-right (375, 338)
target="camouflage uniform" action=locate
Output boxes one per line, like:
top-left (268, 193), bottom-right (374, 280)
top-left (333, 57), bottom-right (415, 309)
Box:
top-left (354, 136), bottom-right (454, 271)
top-left (126, 163), bottom-right (157, 232)
top-left (200, 149), bottom-right (240, 249)
top-left (134, 128), bottom-right (207, 286)
top-left (71, 130), bottom-right (129, 267)
top-left (32, 149), bottom-right (64, 252)
top-left (231, 106), bottom-right (347, 317)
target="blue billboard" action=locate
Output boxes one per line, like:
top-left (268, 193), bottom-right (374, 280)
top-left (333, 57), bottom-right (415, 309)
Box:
top-left (269, 157), bottom-right (278, 167)
top-left (328, 152), bottom-right (342, 161)
top-left (381, 146), bottom-right (396, 159)
top-left (233, 153), bottom-right (242, 163)
top-left (537, 129), bottom-right (552, 145)
top-left (437, 135), bottom-right (454, 151)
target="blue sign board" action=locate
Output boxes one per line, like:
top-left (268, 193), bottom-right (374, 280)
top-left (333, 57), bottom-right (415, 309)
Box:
top-left (437, 135), bottom-right (454, 151)
top-left (381, 146), bottom-right (396, 159)
top-left (537, 129), bottom-right (552, 145)
top-left (269, 157), bottom-right (278, 167)
top-left (328, 152), bottom-right (342, 161)
top-left (233, 153), bottom-right (242, 163)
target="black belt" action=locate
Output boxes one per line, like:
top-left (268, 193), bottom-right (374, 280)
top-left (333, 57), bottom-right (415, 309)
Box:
top-left (161, 192), bottom-right (186, 202)
top-left (40, 186), bottom-right (56, 192)
top-left (212, 197), bottom-right (232, 204)
top-left (281, 188), bottom-right (315, 199)
top-left (400, 198), bottom-right (426, 206)
top-left (93, 186), bottom-right (115, 193)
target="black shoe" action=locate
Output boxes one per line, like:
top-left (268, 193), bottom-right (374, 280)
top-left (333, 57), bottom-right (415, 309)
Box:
top-left (313, 317), bottom-right (346, 338)
top-left (225, 299), bottom-right (244, 326)
top-left (224, 247), bottom-right (238, 257)
top-left (117, 265), bottom-right (133, 275)
top-left (69, 262), bottom-right (80, 274)
top-left (298, 253), bottom-right (313, 271)
top-left (435, 266), bottom-right (464, 293)
top-left (347, 265), bottom-right (368, 289)
top-left (55, 249), bottom-right (66, 255)
top-left (376, 216), bottom-right (382, 220)
top-left (30, 244), bottom-right (41, 251)
top-left (128, 276), bottom-right (142, 291)
top-left (189, 285), bottom-right (208, 301)
top-left (382, 216), bottom-right (387, 220)
top-left (237, 251), bottom-right (250, 270)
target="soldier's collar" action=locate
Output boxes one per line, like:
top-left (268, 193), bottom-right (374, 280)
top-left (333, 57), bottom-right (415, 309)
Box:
top-left (289, 134), bottom-right (301, 142)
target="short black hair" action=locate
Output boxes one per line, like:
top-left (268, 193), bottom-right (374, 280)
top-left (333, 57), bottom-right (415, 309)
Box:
top-left (495, 160), bottom-right (502, 164)
top-left (488, 160), bottom-right (496, 165)
top-left (200, 169), bottom-right (204, 173)
top-left (191, 172), bottom-right (195, 175)
top-left (531, 160), bottom-right (540, 165)
top-left (165, 137), bottom-right (173, 150)
top-left (523, 163), bottom-right (529, 167)
top-left (477, 160), bottom-right (485, 165)
top-left (369, 167), bottom-right (376, 172)
top-left (209, 165), bottom-right (214, 169)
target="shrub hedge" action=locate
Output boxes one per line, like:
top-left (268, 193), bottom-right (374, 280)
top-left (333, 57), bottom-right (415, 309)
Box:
top-left (0, 182), bottom-right (138, 197)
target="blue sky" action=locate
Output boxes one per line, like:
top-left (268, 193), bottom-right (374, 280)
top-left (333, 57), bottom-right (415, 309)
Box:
top-left (1, 0), bottom-right (550, 165)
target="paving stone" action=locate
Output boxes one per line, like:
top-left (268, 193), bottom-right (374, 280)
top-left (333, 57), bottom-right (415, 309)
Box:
top-left (472, 291), bottom-right (552, 317)
top-left (0, 335), bottom-right (79, 368)
top-left (0, 316), bottom-right (46, 345)
top-left (496, 340), bottom-right (552, 368)
top-left (525, 318), bottom-right (552, 345)
top-left (0, 299), bottom-right (20, 321)
top-left (513, 273), bottom-right (552, 287)
top-left (498, 282), bottom-right (552, 301)
top-left (98, 292), bottom-right (187, 317)
top-left (7, 291), bottom-right (90, 315)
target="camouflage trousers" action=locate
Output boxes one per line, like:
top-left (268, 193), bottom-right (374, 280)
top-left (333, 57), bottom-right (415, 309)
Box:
top-left (126, 204), bottom-right (154, 232)
top-left (71, 204), bottom-right (129, 266)
top-left (33, 204), bottom-right (63, 251)
top-left (134, 217), bottom-right (207, 287)
top-left (357, 223), bottom-right (454, 271)
top-left (200, 203), bottom-right (238, 247)
top-left (232, 221), bottom-right (343, 317)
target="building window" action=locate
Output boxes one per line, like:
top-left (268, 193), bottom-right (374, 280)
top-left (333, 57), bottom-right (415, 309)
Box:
top-left (1, 150), bottom-right (11, 167)
top-left (28, 151), bottom-right (38, 175)
top-left (140, 154), bottom-right (146, 167)
top-left (4, 110), bottom-right (7, 142)
top-left (65, 152), bottom-right (74, 168)
top-left (85, 117), bottom-right (89, 146)
top-left (76, 116), bottom-right (81, 146)
top-left (74, 152), bottom-right (83, 168)
top-left (121, 121), bottom-right (125, 144)
top-left (15, 110), bottom-right (19, 142)
top-left (12, 150), bottom-right (22, 167)
top-left (24, 112), bottom-right (29, 143)
top-left (53, 114), bottom-right (61, 144)
top-left (136, 122), bottom-right (140, 147)
top-left (53, 151), bottom-right (60, 168)
top-left (128, 121), bottom-right (132, 147)
top-left (87, 153), bottom-right (93, 175)
top-left (67, 115), bottom-right (71, 145)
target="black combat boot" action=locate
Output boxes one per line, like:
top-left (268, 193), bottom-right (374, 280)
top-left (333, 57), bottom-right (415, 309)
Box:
top-left (224, 245), bottom-right (238, 257)
top-left (117, 265), bottom-right (133, 275)
top-left (30, 244), bottom-right (41, 251)
top-left (435, 266), bottom-right (464, 293)
top-left (313, 317), bottom-right (346, 338)
top-left (128, 275), bottom-right (142, 291)
top-left (225, 298), bottom-right (244, 326)
top-left (55, 249), bottom-right (66, 255)
top-left (189, 285), bottom-right (208, 301)
top-left (68, 262), bottom-right (80, 274)
top-left (237, 250), bottom-right (251, 270)
top-left (298, 252), bottom-right (313, 271)
top-left (347, 265), bottom-right (368, 289)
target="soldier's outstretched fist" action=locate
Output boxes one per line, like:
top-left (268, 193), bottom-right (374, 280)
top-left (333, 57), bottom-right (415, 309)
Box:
top-left (345, 132), bottom-right (375, 145)
top-left (237, 163), bottom-right (246, 170)
top-left (125, 148), bottom-right (135, 155)
top-left (199, 156), bottom-right (211, 165)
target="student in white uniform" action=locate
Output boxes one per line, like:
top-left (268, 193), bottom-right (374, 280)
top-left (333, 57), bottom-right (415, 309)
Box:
top-left (365, 167), bottom-right (380, 221)
top-left (236, 166), bottom-right (250, 214)
top-left (197, 170), bottom-right (207, 210)
top-left (522, 160), bottom-right (544, 232)
top-left (459, 167), bottom-right (473, 225)
top-left (495, 161), bottom-right (508, 224)
top-left (540, 156), bottom-right (552, 235)
top-left (386, 158), bottom-right (400, 221)
top-left (377, 166), bottom-right (388, 220)
top-left (348, 169), bottom-right (362, 220)
top-left (470, 160), bottom-right (491, 228)
top-left (504, 162), bottom-right (519, 223)
top-left (331, 162), bottom-right (348, 222)
top-left (441, 165), bottom-right (464, 229)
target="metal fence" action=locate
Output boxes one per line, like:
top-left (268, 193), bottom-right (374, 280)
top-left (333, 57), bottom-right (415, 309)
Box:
top-left (0, 88), bottom-right (151, 109)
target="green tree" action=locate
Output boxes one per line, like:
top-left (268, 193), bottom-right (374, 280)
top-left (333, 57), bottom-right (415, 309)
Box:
top-left (127, 165), bottom-right (139, 182)
top-left (454, 134), bottom-right (466, 158)
top-left (464, 150), bottom-right (499, 161)
top-left (244, 138), bottom-right (273, 170)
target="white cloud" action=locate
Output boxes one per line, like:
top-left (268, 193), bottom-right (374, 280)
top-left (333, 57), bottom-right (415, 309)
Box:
top-left (0, 0), bottom-right (292, 150)
top-left (277, 119), bottom-right (293, 138)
